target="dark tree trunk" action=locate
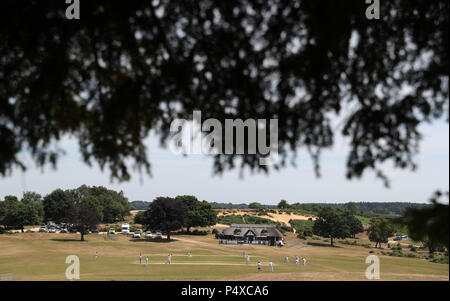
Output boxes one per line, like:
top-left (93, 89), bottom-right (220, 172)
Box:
top-left (81, 231), bottom-right (85, 241)
top-left (167, 230), bottom-right (171, 240)
top-left (330, 237), bottom-right (334, 246)
top-left (21, 226), bottom-right (24, 233)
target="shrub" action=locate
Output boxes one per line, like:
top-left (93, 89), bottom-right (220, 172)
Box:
top-left (389, 250), bottom-right (417, 258)
top-left (392, 243), bottom-right (402, 251)
top-left (290, 219), bottom-right (314, 238)
top-left (429, 256), bottom-right (449, 264)
top-left (341, 240), bottom-right (358, 246)
top-left (129, 226), bottom-right (142, 232)
top-left (390, 250), bottom-right (403, 257)
top-left (217, 215), bottom-right (245, 225)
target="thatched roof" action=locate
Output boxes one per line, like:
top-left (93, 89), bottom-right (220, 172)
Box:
top-left (222, 224), bottom-right (283, 237)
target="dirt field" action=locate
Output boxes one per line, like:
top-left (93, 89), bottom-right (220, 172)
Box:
top-left (216, 209), bottom-right (314, 228)
top-left (0, 230), bottom-right (447, 281)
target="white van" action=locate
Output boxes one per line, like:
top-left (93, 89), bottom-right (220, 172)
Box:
top-left (121, 223), bottom-right (130, 234)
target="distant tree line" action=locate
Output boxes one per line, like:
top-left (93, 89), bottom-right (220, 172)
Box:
top-left (277, 200), bottom-right (428, 217)
top-left (206, 200), bottom-right (428, 218)
top-left (129, 200), bottom-right (150, 211)
top-left (305, 192), bottom-right (449, 254)
top-left (0, 185), bottom-right (132, 232)
top-left (209, 202), bottom-right (253, 209)
top-left (134, 195), bottom-right (217, 240)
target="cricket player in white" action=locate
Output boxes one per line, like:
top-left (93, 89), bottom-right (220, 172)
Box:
top-left (139, 253), bottom-right (142, 264)
top-left (295, 256), bottom-right (299, 265)
top-left (94, 251), bottom-right (98, 261)
top-left (284, 256), bottom-right (288, 263)
top-left (269, 261), bottom-right (274, 272)
top-left (246, 255), bottom-right (250, 264)
top-left (302, 257), bottom-right (307, 265)
top-left (145, 256), bottom-right (149, 267)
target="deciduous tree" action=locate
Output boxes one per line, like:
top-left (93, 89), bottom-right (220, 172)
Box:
top-left (141, 197), bottom-right (187, 240)
top-left (176, 195), bottom-right (217, 232)
top-left (0, 1), bottom-right (447, 185)
top-left (367, 217), bottom-right (394, 248)
top-left (313, 207), bottom-right (350, 246)
top-left (64, 203), bottom-right (99, 241)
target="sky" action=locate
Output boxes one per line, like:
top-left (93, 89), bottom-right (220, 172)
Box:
top-left (0, 120), bottom-right (448, 205)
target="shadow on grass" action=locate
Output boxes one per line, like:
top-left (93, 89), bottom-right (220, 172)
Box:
top-left (129, 238), bottom-right (178, 243)
top-left (50, 238), bottom-right (84, 242)
top-left (307, 242), bottom-right (342, 248)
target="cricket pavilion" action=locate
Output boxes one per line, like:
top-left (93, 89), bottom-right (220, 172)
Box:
top-left (219, 224), bottom-right (284, 246)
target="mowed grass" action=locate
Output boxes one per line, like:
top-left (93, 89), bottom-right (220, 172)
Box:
top-left (0, 232), bottom-right (447, 281)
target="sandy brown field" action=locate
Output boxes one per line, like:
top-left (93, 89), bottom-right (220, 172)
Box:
top-left (216, 209), bottom-right (314, 228)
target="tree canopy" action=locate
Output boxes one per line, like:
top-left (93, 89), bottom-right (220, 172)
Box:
top-left (42, 185), bottom-right (131, 223)
top-left (140, 197), bottom-right (188, 240)
top-left (400, 191), bottom-right (449, 250)
top-left (366, 216), bottom-right (395, 248)
top-left (0, 193), bottom-right (44, 231)
top-left (313, 207), bottom-right (350, 246)
top-left (277, 200), bottom-right (289, 209)
top-left (344, 212), bottom-right (364, 238)
top-left (64, 202), bottom-right (99, 241)
top-left (248, 202), bottom-right (263, 210)
top-left (0, 0), bottom-right (447, 184)
top-left (175, 195), bottom-right (217, 232)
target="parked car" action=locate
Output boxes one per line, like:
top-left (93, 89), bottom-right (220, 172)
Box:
top-left (109, 228), bottom-right (116, 235)
top-left (133, 231), bottom-right (141, 238)
top-left (145, 231), bottom-right (153, 238)
top-left (91, 228), bottom-right (99, 234)
top-left (60, 228), bottom-right (68, 233)
top-left (39, 226), bottom-right (47, 232)
top-left (48, 226), bottom-right (56, 233)
top-left (155, 232), bottom-right (163, 239)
